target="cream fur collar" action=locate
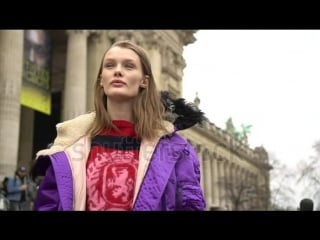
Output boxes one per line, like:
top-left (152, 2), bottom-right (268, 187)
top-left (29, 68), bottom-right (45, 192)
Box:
top-left (36, 112), bottom-right (174, 158)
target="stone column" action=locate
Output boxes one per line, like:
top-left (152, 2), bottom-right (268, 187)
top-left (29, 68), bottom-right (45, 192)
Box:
top-left (224, 161), bottom-right (231, 210)
top-left (230, 163), bottom-right (235, 209)
top-left (218, 158), bottom-right (226, 208)
top-left (192, 142), bottom-right (204, 192)
top-left (237, 167), bottom-right (250, 210)
top-left (62, 30), bottom-right (88, 121)
top-left (0, 30), bottom-right (24, 178)
top-left (249, 173), bottom-right (254, 209)
top-left (203, 150), bottom-right (212, 209)
top-left (87, 31), bottom-right (111, 112)
top-left (229, 163), bottom-right (234, 188)
top-left (144, 31), bottom-right (163, 90)
top-left (17, 107), bottom-right (34, 168)
top-left (255, 175), bottom-right (261, 209)
top-left (211, 154), bottom-right (219, 207)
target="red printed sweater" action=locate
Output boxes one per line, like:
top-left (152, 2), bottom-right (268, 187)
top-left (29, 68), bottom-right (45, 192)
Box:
top-left (86, 120), bottom-right (141, 211)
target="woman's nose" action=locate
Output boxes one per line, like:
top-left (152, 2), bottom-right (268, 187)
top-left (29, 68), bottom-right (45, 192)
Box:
top-left (114, 65), bottom-right (122, 76)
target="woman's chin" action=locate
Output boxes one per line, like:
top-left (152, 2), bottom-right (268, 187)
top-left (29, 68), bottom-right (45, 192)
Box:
top-left (107, 90), bottom-right (138, 100)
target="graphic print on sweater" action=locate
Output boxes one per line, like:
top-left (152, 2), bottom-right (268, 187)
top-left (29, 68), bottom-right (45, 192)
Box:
top-left (86, 120), bottom-right (141, 211)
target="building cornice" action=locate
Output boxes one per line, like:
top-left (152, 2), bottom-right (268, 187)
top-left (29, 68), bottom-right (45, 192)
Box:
top-left (190, 120), bottom-right (272, 170)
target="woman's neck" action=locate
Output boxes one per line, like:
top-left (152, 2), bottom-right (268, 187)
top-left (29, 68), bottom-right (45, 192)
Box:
top-left (107, 99), bottom-right (134, 122)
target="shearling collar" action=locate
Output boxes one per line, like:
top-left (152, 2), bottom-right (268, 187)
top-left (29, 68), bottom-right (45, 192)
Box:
top-left (36, 112), bottom-right (174, 158)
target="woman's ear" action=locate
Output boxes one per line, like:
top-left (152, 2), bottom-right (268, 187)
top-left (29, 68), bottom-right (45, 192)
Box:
top-left (140, 75), bottom-right (149, 88)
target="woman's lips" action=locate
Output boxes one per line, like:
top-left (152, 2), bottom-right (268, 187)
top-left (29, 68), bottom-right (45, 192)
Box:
top-left (111, 80), bottom-right (125, 87)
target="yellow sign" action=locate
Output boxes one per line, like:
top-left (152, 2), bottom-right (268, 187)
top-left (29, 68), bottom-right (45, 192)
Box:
top-left (21, 81), bottom-right (51, 115)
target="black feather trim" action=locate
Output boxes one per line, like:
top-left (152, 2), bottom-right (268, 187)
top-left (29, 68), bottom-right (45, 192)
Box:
top-left (160, 91), bottom-right (207, 130)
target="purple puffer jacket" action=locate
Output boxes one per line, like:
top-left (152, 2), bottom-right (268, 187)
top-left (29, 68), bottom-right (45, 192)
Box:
top-left (34, 133), bottom-right (206, 211)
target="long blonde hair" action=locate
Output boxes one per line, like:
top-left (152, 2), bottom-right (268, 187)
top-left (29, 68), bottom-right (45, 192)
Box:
top-left (88, 40), bottom-right (168, 139)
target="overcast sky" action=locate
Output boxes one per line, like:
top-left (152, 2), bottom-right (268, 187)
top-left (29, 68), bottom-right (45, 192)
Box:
top-left (182, 30), bottom-right (320, 169)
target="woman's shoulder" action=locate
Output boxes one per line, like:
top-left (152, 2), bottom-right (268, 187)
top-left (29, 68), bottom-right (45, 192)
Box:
top-left (36, 112), bottom-right (95, 159)
top-left (158, 133), bottom-right (199, 163)
top-left (56, 112), bottom-right (95, 129)
top-left (161, 131), bottom-right (192, 148)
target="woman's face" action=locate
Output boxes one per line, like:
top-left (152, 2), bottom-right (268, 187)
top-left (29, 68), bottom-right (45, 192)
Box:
top-left (100, 46), bottom-right (147, 101)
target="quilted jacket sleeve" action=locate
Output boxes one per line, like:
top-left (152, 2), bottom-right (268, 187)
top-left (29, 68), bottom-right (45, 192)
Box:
top-left (175, 142), bottom-right (206, 211)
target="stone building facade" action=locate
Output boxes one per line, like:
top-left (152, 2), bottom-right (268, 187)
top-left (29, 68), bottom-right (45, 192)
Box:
top-left (0, 30), bottom-right (272, 210)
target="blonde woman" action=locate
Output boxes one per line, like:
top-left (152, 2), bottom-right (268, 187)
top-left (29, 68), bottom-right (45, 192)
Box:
top-left (32, 40), bottom-right (206, 211)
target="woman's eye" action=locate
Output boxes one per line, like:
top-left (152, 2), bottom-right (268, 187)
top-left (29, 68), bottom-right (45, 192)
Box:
top-left (105, 63), bottom-right (114, 68)
top-left (125, 64), bottom-right (134, 69)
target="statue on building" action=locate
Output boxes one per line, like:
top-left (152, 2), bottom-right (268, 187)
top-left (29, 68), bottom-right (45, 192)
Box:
top-left (225, 118), bottom-right (252, 144)
top-left (226, 117), bottom-right (235, 134)
top-left (226, 117), bottom-right (241, 140)
top-left (240, 124), bottom-right (252, 145)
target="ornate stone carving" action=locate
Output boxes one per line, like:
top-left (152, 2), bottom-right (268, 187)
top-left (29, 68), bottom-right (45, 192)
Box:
top-left (195, 144), bottom-right (202, 154)
top-left (254, 146), bottom-right (269, 163)
top-left (107, 30), bottom-right (135, 43)
top-left (88, 30), bottom-right (103, 43)
top-left (66, 30), bottom-right (90, 37)
top-left (143, 31), bottom-right (163, 49)
top-left (161, 46), bottom-right (184, 82)
top-left (202, 148), bottom-right (211, 161)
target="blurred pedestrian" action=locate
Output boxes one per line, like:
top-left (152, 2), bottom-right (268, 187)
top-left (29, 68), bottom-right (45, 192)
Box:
top-left (6, 166), bottom-right (35, 211)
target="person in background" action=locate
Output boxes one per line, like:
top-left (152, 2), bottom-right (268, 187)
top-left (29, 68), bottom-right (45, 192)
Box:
top-left (6, 166), bottom-right (35, 211)
top-left (299, 198), bottom-right (314, 211)
top-left (32, 40), bottom-right (206, 211)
